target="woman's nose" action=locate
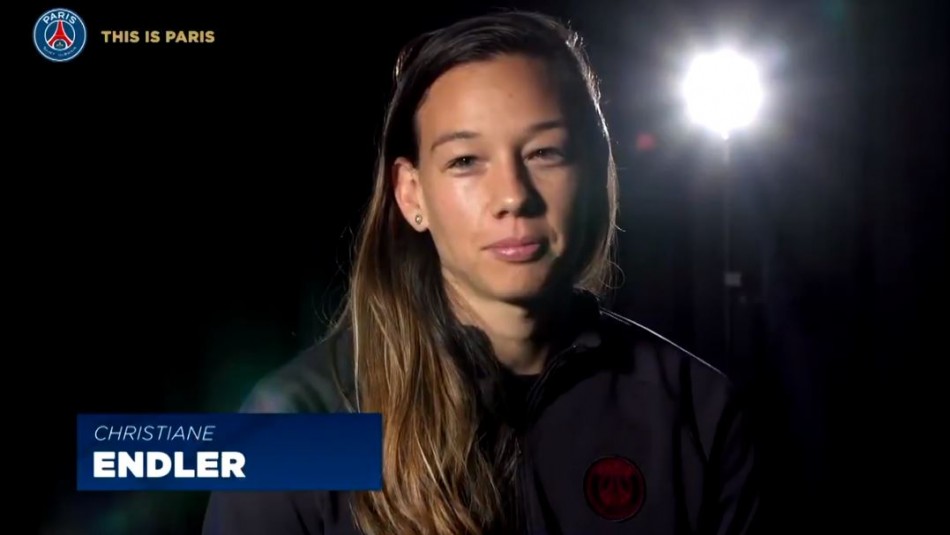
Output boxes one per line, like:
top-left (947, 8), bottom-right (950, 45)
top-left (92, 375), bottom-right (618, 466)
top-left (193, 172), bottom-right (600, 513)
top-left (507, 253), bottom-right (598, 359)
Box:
top-left (489, 159), bottom-right (537, 218)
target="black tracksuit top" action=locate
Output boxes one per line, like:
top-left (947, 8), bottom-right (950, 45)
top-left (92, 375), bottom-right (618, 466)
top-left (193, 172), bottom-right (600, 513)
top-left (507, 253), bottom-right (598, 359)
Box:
top-left (203, 292), bottom-right (759, 534)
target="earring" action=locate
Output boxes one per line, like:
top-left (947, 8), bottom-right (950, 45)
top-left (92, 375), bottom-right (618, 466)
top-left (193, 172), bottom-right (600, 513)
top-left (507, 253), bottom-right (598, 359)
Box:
top-left (414, 214), bottom-right (423, 225)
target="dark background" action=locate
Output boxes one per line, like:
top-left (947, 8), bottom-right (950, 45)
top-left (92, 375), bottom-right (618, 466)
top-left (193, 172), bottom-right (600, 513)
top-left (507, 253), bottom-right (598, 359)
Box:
top-left (25, 0), bottom-right (947, 533)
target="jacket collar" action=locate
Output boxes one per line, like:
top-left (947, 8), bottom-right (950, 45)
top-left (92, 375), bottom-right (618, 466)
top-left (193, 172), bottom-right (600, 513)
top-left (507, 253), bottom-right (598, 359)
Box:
top-left (338, 287), bottom-right (608, 411)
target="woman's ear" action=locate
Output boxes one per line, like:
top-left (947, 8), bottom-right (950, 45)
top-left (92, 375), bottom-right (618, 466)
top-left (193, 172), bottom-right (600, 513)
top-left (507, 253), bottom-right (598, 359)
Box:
top-left (393, 157), bottom-right (428, 231)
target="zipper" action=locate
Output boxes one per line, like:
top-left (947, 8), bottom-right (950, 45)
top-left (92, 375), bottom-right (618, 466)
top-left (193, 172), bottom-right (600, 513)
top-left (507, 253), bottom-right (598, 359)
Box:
top-left (515, 436), bottom-right (533, 534)
top-left (515, 342), bottom-right (582, 534)
top-left (524, 342), bottom-right (579, 423)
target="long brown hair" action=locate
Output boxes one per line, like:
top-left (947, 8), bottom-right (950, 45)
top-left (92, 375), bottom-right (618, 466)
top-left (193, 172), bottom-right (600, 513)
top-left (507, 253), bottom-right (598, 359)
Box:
top-left (331, 11), bottom-right (618, 535)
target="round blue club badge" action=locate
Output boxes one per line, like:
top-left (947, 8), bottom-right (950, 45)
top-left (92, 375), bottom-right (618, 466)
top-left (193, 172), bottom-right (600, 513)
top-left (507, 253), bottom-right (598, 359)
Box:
top-left (34, 8), bottom-right (87, 62)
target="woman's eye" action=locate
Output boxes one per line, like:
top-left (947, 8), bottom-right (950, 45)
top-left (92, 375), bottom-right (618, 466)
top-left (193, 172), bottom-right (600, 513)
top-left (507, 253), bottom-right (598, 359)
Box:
top-left (448, 155), bottom-right (478, 169)
top-left (528, 147), bottom-right (566, 162)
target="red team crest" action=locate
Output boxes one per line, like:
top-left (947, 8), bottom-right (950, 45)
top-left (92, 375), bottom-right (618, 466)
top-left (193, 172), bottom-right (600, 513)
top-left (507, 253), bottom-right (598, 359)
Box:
top-left (584, 456), bottom-right (646, 521)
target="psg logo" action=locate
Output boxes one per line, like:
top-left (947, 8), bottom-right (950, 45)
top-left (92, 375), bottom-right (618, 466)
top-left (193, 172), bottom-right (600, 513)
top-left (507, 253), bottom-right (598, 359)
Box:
top-left (34, 8), bottom-right (87, 62)
top-left (584, 456), bottom-right (646, 522)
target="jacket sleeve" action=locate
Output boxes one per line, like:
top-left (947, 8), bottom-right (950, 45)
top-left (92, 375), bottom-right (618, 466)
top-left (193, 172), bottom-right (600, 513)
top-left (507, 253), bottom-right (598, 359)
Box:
top-left (705, 391), bottom-right (761, 535)
top-left (202, 376), bottom-right (325, 535)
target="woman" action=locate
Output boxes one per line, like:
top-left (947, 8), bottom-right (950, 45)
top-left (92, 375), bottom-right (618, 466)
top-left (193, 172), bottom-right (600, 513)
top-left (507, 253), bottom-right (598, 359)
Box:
top-left (204, 10), bottom-right (758, 535)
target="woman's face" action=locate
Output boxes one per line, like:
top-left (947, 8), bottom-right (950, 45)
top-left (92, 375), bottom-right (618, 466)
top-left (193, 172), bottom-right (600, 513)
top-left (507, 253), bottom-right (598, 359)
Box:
top-left (395, 54), bottom-right (581, 305)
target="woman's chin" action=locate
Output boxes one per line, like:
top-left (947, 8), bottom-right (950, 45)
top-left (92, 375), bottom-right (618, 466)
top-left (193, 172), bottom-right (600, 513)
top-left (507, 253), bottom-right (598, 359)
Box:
top-left (483, 268), bottom-right (562, 303)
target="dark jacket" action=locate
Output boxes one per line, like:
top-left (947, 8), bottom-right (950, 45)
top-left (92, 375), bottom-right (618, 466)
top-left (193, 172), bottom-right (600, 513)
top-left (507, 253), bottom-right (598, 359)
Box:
top-left (203, 292), bottom-right (759, 534)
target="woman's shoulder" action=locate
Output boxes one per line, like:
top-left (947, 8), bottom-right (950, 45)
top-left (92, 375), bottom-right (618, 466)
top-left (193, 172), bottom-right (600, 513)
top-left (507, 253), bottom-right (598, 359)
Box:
top-left (239, 330), bottom-right (356, 414)
top-left (596, 308), bottom-right (737, 401)
top-left (596, 309), bottom-right (750, 458)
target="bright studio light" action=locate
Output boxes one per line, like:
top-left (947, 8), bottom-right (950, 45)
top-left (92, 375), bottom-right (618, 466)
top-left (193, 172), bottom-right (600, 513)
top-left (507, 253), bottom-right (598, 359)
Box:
top-left (683, 49), bottom-right (763, 139)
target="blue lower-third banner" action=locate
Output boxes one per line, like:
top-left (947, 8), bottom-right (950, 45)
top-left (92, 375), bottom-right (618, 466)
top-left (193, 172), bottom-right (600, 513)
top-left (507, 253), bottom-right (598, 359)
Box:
top-left (76, 413), bottom-right (382, 491)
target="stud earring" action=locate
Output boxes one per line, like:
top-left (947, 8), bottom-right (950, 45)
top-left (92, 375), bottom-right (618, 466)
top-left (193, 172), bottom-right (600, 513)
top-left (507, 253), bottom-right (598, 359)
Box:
top-left (414, 214), bottom-right (423, 225)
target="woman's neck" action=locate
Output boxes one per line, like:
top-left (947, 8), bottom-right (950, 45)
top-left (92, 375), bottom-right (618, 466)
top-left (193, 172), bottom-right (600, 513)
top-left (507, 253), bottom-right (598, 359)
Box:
top-left (448, 283), bottom-right (570, 375)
